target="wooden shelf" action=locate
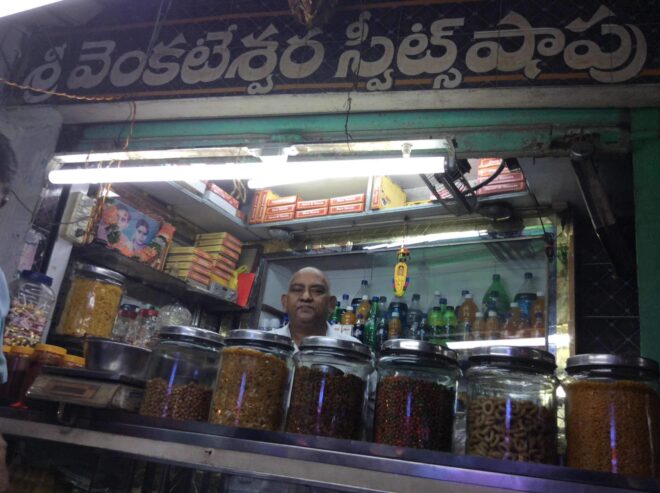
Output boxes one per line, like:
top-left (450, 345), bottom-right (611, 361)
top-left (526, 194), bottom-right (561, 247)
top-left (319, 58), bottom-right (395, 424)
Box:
top-left (72, 244), bottom-right (248, 313)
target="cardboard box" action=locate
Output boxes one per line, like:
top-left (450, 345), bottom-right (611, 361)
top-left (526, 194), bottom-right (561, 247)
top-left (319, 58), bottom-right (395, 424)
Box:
top-left (295, 207), bottom-right (328, 219)
top-left (195, 238), bottom-right (242, 256)
top-left (296, 198), bottom-right (329, 210)
top-left (266, 203), bottom-right (296, 214)
top-left (204, 189), bottom-right (238, 216)
top-left (476, 180), bottom-right (527, 196)
top-left (329, 202), bottom-right (365, 215)
top-left (267, 195), bottom-right (298, 207)
top-left (485, 172), bottom-right (526, 185)
top-left (197, 244), bottom-right (241, 261)
top-left (176, 270), bottom-right (211, 286)
top-left (371, 176), bottom-right (406, 210)
top-left (249, 190), bottom-right (278, 224)
top-left (213, 260), bottom-right (235, 277)
top-left (263, 210), bottom-right (295, 223)
top-left (212, 267), bottom-right (233, 282)
top-left (171, 262), bottom-right (211, 278)
top-left (195, 232), bottom-right (243, 246)
top-left (165, 257), bottom-right (214, 270)
top-left (213, 255), bottom-right (238, 271)
top-left (205, 183), bottom-right (239, 209)
top-left (330, 193), bottom-right (365, 206)
top-left (168, 247), bottom-right (213, 261)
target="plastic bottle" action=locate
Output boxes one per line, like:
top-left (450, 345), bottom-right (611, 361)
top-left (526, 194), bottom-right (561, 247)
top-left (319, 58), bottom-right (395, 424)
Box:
top-left (352, 314), bottom-right (365, 343)
top-left (443, 306), bottom-right (458, 341)
top-left (378, 296), bottom-right (388, 319)
top-left (514, 272), bottom-right (538, 324)
top-left (376, 314), bottom-right (388, 353)
top-left (472, 312), bottom-right (485, 340)
top-left (340, 293), bottom-right (350, 309)
top-left (329, 301), bottom-right (343, 323)
top-left (532, 312), bottom-right (545, 338)
top-left (531, 291), bottom-right (546, 336)
top-left (501, 302), bottom-right (522, 339)
top-left (418, 317), bottom-right (429, 342)
top-left (457, 293), bottom-right (478, 340)
top-left (363, 296), bottom-right (381, 352)
top-left (427, 306), bottom-right (445, 337)
top-left (388, 310), bottom-right (402, 339)
top-left (352, 280), bottom-right (370, 308)
top-left (482, 274), bottom-right (510, 322)
top-left (341, 305), bottom-right (356, 326)
top-left (484, 310), bottom-right (501, 340)
top-left (405, 293), bottom-right (423, 338)
top-left (356, 295), bottom-right (371, 320)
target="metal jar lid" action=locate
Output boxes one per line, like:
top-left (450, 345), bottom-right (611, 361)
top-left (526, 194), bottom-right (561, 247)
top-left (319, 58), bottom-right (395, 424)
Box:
top-left (157, 325), bottom-right (224, 348)
top-left (469, 346), bottom-right (556, 373)
top-left (299, 336), bottom-right (371, 360)
top-left (74, 262), bottom-right (126, 284)
top-left (380, 339), bottom-right (458, 365)
top-left (566, 354), bottom-right (659, 375)
top-left (225, 329), bottom-right (294, 352)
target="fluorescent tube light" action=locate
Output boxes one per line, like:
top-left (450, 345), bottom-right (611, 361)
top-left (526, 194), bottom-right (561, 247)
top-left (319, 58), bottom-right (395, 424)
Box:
top-left (445, 333), bottom-right (570, 350)
top-left (49, 156), bottom-right (445, 186)
top-left (247, 156), bottom-right (445, 189)
top-left (363, 230), bottom-right (486, 250)
top-left (1, 0), bottom-right (65, 18)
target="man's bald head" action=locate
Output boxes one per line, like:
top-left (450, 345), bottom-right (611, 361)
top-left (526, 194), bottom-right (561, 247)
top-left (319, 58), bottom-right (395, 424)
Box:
top-left (288, 267), bottom-right (331, 292)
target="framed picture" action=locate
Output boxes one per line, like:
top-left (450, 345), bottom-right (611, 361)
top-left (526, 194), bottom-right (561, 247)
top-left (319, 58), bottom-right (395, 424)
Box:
top-left (96, 198), bottom-right (175, 270)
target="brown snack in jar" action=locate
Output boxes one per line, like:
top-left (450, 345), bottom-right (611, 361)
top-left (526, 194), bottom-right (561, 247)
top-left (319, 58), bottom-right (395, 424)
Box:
top-left (4, 300), bottom-right (49, 347)
top-left (210, 347), bottom-right (289, 431)
top-left (374, 375), bottom-right (455, 451)
top-left (466, 395), bottom-right (557, 464)
top-left (566, 380), bottom-right (660, 478)
top-left (140, 378), bottom-right (213, 422)
top-left (58, 277), bottom-right (123, 337)
top-left (286, 366), bottom-right (365, 439)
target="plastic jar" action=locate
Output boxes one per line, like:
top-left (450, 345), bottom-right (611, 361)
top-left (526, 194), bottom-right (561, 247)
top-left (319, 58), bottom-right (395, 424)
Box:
top-left (140, 326), bottom-right (224, 422)
top-left (210, 329), bottom-right (294, 431)
top-left (112, 303), bottom-right (139, 343)
top-left (20, 344), bottom-right (67, 401)
top-left (133, 307), bottom-right (160, 349)
top-left (465, 346), bottom-right (558, 464)
top-left (5, 271), bottom-right (56, 347)
top-left (60, 354), bottom-right (85, 369)
top-left (564, 354), bottom-right (660, 478)
top-left (286, 336), bottom-right (373, 439)
top-left (56, 263), bottom-right (125, 338)
top-left (374, 339), bottom-right (460, 451)
top-left (0, 346), bottom-right (34, 402)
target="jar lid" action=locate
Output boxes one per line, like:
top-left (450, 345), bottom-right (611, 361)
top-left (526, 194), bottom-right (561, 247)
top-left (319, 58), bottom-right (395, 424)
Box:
top-left (63, 354), bottom-right (85, 366)
top-left (157, 325), bottom-right (224, 347)
top-left (11, 346), bottom-right (35, 355)
top-left (19, 270), bottom-right (53, 287)
top-left (469, 346), bottom-right (556, 372)
top-left (35, 343), bottom-right (67, 356)
top-left (74, 262), bottom-right (126, 284)
top-left (380, 339), bottom-right (458, 364)
top-left (225, 329), bottom-right (294, 351)
top-left (299, 336), bottom-right (371, 359)
top-left (566, 354), bottom-right (659, 375)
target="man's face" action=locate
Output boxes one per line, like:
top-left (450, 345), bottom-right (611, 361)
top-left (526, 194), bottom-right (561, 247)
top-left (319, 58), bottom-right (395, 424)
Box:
top-left (117, 209), bottom-right (130, 230)
top-left (281, 270), bottom-right (336, 329)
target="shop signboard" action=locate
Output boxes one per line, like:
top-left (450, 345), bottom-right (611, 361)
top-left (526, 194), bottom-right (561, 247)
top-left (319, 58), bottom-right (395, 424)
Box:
top-left (13, 0), bottom-right (660, 104)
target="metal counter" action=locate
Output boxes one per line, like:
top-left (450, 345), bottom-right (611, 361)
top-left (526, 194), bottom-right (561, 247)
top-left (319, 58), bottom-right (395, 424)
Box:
top-left (0, 407), bottom-right (657, 492)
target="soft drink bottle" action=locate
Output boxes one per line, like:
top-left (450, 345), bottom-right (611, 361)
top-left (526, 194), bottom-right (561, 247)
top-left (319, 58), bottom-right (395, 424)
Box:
top-left (388, 310), bottom-right (402, 339)
top-left (340, 293), bottom-right (350, 309)
top-left (482, 274), bottom-right (510, 322)
top-left (329, 301), bottom-right (342, 323)
top-left (443, 306), bottom-right (458, 341)
top-left (363, 296), bottom-right (381, 352)
top-left (341, 305), bottom-right (356, 325)
top-left (501, 302), bottom-right (522, 338)
top-left (356, 295), bottom-right (371, 320)
top-left (458, 293), bottom-right (478, 340)
top-left (376, 315), bottom-right (388, 353)
top-left (405, 293), bottom-right (423, 338)
top-left (514, 272), bottom-right (538, 324)
top-left (472, 312), bottom-right (485, 340)
top-left (351, 280), bottom-right (370, 308)
top-left (531, 291), bottom-right (546, 336)
top-left (352, 314), bottom-right (365, 342)
top-left (484, 310), bottom-right (501, 340)
top-left (418, 317), bottom-right (429, 341)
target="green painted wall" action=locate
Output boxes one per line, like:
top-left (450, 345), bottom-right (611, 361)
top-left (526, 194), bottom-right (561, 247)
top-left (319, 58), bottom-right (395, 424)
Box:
top-left (632, 109), bottom-right (660, 363)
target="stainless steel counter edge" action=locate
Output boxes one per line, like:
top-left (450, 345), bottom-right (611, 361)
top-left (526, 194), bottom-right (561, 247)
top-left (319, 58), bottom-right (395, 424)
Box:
top-left (0, 409), bottom-right (657, 493)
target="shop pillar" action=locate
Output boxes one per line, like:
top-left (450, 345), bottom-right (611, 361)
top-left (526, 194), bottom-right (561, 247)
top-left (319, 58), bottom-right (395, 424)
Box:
top-left (632, 108), bottom-right (660, 362)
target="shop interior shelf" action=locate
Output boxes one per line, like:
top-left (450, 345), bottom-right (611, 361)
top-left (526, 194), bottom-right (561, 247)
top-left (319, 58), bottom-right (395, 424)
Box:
top-left (72, 244), bottom-right (247, 313)
top-left (136, 182), bottom-right (266, 241)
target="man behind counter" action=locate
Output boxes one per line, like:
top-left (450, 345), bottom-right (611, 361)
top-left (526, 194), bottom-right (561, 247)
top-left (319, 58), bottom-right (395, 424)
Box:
top-left (272, 267), bottom-right (359, 346)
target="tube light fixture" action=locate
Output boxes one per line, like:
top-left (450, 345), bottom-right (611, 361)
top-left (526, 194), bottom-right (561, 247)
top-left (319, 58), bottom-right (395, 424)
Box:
top-left (48, 156), bottom-right (445, 186)
top-left (363, 229), bottom-right (486, 251)
top-left (445, 333), bottom-right (570, 350)
top-left (1, 0), bottom-right (64, 18)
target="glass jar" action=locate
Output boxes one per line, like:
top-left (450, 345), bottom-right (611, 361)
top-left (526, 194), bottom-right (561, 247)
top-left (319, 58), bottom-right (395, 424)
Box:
top-left (60, 354), bottom-right (85, 369)
top-left (5, 271), bottom-right (56, 347)
top-left (140, 326), bottom-right (224, 422)
top-left (112, 303), bottom-right (139, 343)
top-left (56, 263), bottom-right (125, 338)
top-left (564, 354), bottom-right (660, 478)
top-left (465, 346), bottom-right (558, 464)
top-left (20, 344), bottom-right (67, 402)
top-left (210, 329), bottom-right (294, 431)
top-left (155, 303), bottom-right (192, 330)
top-left (133, 307), bottom-right (159, 349)
top-left (0, 346), bottom-right (33, 402)
top-left (374, 339), bottom-right (460, 451)
top-left (286, 336), bottom-right (373, 439)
